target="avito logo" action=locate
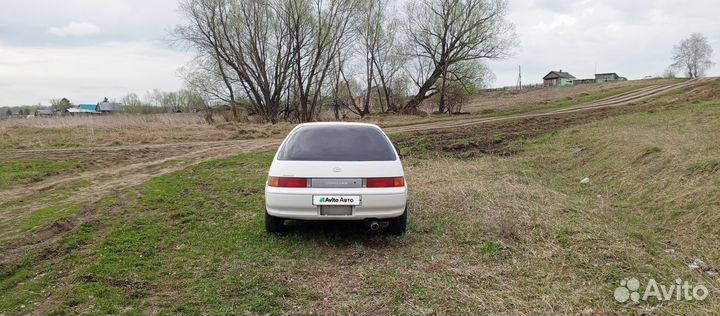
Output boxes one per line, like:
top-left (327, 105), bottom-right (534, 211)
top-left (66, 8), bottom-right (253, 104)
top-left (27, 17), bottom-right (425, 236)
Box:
top-left (614, 278), bottom-right (709, 303)
top-left (318, 197), bottom-right (356, 203)
top-left (319, 197), bottom-right (340, 203)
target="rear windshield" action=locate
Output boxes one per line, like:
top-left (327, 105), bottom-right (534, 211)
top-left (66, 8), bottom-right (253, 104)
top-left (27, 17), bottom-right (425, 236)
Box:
top-left (277, 125), bottom-right (397, 161)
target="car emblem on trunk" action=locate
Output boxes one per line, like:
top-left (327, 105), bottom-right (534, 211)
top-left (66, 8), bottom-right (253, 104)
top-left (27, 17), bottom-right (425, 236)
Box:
top-left (333, 167), bottom-right (342, 173)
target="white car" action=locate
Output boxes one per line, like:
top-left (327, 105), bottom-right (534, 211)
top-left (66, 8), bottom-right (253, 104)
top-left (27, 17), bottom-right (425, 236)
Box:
top-left (265, 122), bottom-right (408, 235)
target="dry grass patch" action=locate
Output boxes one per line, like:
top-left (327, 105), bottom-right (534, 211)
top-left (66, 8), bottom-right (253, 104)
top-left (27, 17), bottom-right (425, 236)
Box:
top-left (0, 114), bottom-right (292, 149)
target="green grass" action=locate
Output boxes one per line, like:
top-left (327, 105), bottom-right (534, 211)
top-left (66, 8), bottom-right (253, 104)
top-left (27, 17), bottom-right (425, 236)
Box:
top-left (0, 153), bottom-right (330, 314)
top-left (0, 159), bottom-right (79, 189)
top-left (479, 241), bottom-right (503, 253)
top-left (389, 134), bottom-right (440, 164)
top-left (21, 203), bottom-right (84, 232)
top-left (449, 138), bottom-right (474, 148)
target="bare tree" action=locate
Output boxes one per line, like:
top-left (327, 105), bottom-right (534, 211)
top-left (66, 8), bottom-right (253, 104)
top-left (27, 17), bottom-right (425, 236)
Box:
top-left (179, 59), bottom-right (236, 108)
top-left (403, 0), bottom-right (516, 113)
top-left (355, 0), bottom-right (406, 114)
top-left (330, 48), bottom-right (363, 118)
top-left (173, 0), bottom-right (514, 122)
top-left (285, 0), bottom-right (358, 122)
top-left (372, 16), bottom-right (406, 113)
top-left (672, 33), bottom-right (715, 79)
top-left (122, 93), bottom-right (144, 113)
top-left (174, 0), bottom-right (294, 123)
top-left (180, 59), bottom-right (236, 122)
top-left (435, 59), bottom-right (494, 113)
top-left (355, 0), bottom-right (385, 116)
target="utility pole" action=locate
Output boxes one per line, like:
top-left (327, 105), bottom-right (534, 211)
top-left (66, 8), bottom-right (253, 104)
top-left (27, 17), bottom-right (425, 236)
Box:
top-left (516, 65), bottom-right (522, 89)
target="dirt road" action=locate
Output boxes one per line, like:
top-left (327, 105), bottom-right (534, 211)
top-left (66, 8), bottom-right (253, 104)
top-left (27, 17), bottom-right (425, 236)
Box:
top-left (0, 140), bottom-right (280, 204)
top-left (387, 78), bottom-right (711, 133)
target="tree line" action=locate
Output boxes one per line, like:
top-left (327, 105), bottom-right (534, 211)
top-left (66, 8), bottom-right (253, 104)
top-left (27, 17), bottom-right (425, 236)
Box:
top-left (120, 89), bottom-right (209, 114)
top-left (173, 0), bottom-right (517, 123)
top-left (0, 90), bottom-right (210, 117)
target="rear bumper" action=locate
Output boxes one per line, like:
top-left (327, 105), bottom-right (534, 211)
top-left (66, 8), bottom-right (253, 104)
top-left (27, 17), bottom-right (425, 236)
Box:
top-left (265, 186), bottom-right (407, 220)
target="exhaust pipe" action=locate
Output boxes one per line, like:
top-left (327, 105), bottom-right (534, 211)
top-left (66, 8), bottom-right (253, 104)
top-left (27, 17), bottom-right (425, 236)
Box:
top-left (369, 220), bottom-right (380, 231)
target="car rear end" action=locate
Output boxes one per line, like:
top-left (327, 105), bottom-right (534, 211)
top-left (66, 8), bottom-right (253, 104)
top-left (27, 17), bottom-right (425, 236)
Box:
top-left (264, 123), bottom-right (407, 233)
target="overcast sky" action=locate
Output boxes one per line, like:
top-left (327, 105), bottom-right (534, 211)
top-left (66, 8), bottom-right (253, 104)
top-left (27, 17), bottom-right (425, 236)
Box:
top-left (1, 0), bottom-right (719, 106)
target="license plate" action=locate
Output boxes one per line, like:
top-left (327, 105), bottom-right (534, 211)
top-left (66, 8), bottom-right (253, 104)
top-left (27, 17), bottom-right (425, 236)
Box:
top-left (313, 195), bottom-right (361, 206)
top-left (320, 206), bottom-right (352, 216)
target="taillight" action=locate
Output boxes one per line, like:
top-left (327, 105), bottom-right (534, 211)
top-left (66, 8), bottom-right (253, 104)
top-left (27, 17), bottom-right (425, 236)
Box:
top-left (367, 177), bottom-right (405, 188)
top-left (268, 177), bottom-right (308, 188)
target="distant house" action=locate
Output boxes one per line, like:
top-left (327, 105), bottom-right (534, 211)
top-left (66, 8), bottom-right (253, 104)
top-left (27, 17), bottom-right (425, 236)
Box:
top-left (97, 102), bottom-right (123, 113)
top-left (595, 73), bottom-right (627, 83)
top-left (543, 70), bottom-right (576, 87)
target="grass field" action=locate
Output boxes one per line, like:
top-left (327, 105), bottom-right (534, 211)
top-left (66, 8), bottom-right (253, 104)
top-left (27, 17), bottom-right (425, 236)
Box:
top-left (2, 97), bottom-right (718, 314)
top-left (0, 160), bottom-right (80, 189)
top-left (0, 80), bottom-right (670, 150)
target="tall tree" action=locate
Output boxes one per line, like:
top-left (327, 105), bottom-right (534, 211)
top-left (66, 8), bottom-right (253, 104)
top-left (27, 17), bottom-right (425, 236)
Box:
top-left (286, 0), bottom-right (358, 122)
top-left (403, 0), bottom-right (516, 113)
top-left (175, 0), bottom-right (294, 123)
top-left (356, 0), bottom-right (384, 116)
top-left (372, 16), bottom-right (406, 113)
top-left (353, 0), bottom-right (405, 114)
top-left (330, 47), bottom-right (363, 118)
top-left (672, 33), bottom-right (715, 78)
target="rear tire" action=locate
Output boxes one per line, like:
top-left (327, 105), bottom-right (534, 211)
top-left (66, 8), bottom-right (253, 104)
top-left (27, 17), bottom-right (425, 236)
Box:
top-left (265, 212), bottom-right (285, 234)
top-left (386, 209), bottom-right (408, 236)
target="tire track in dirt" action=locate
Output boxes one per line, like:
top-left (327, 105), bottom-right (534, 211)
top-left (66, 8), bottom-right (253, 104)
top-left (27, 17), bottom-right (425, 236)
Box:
top-left (386, 78), bottom-right (712, 133)
top-left (4, 139), bottom-right (251, 156)
top-left (0, 139), bottom-right (281, 247)
top-left (0, 140), bottom-right (281, 205)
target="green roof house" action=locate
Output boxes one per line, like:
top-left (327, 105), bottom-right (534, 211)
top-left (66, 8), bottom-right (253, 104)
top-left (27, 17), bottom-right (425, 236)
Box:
top-left (543, 70), bottom-right (576, 87)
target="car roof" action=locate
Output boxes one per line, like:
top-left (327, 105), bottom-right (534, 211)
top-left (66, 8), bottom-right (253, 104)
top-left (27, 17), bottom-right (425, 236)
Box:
top-left (295, 122), bottom-right (380, 127)
top-left (291, 122), bottom-right (384, 132)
